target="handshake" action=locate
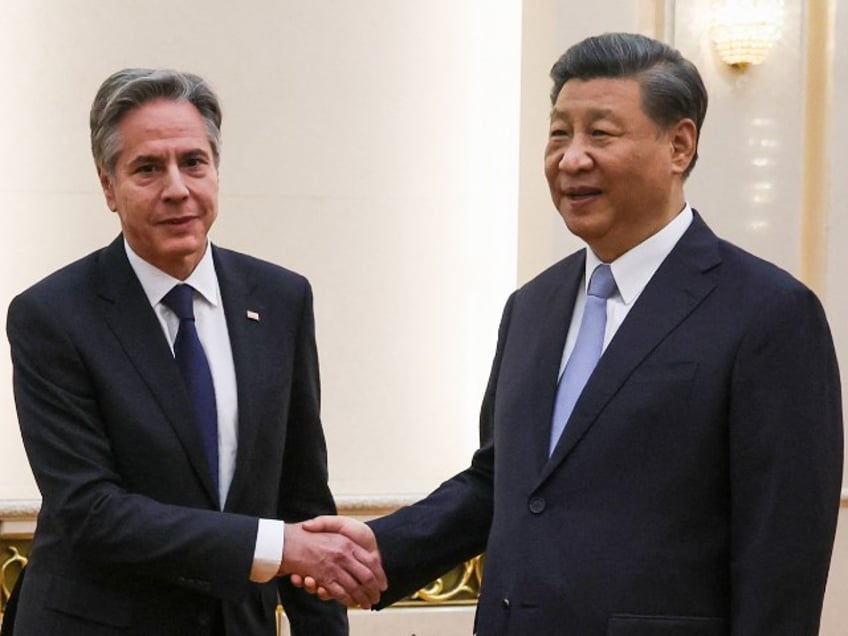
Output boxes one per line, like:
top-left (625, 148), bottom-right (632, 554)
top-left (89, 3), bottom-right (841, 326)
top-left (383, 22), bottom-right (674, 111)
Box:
top-left (279, 516), bottom-right (387, 610)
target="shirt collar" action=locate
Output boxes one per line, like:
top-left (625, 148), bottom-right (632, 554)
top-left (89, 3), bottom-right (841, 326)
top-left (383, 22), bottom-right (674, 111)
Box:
top-left (584, 203), bottom-right (693, 305)
top-left (124, 239), bottom-right (220, 308)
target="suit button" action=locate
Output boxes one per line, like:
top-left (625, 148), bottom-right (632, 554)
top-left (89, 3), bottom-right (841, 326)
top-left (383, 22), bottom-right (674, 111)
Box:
top-left (198, 611), bottom-right (211, 627)
top-left (529, 496), bottom-right (546, 514)
top-left (502, 598), bottom-right (511, 610)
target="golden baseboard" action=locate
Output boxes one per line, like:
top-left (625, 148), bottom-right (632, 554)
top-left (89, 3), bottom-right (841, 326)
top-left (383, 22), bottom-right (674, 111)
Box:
top-left (0, 497), bottom-right (481, 629)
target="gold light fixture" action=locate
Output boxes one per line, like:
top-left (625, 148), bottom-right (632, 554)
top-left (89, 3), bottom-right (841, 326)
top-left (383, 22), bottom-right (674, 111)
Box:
top-left (711, 0), bottom-right (784, 69)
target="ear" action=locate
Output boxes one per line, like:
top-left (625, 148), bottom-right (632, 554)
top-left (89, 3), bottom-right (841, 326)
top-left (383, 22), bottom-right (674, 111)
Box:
top-left (97, 166), bottom-right (118, 212)
top-left (668, 118), bottom-right (697, 176)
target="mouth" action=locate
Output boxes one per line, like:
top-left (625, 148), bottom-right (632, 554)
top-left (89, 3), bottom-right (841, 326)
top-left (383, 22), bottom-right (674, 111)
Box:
top-left (564, 186), bottom-right (602, 201)
top-left (162, 215), bottom-right (199, 226)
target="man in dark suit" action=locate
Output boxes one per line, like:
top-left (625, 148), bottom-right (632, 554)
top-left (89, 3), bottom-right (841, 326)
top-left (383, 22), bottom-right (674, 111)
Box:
top-left (299, 33), bottom-right (843, 634)
top-left (6, 68), bottom-right (384, 635)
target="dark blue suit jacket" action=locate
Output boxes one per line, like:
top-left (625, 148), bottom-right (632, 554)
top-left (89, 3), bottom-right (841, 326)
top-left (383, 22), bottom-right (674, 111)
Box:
top-left (370, 212), bottom-right (843, 635)
top-left (6, 237), bottom-right (347, 635)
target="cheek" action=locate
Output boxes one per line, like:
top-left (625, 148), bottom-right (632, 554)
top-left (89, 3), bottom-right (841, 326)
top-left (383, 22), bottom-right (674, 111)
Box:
top-left (543, 155), bottom-right (559, 186)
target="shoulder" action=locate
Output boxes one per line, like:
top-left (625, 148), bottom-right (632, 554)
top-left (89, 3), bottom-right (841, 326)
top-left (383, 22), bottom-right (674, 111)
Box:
top-left (688, 211), bottom-right (809, 298)
top-left (513, 249), bottom-right (584, 300)
top-left (210, 245), bottom-right (315, 315)
top-left (714, 239), bottom-right (821, 320)
top-left (212, 245), bottom-right (309, 287)
top-left (6, 243), bottom-right (125, 351)
top-left (8, 244), bottom-right (114, 316)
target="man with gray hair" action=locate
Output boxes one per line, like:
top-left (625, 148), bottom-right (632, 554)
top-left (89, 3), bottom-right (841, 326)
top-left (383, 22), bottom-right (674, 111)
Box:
top-left (6, 68), bottom-right (384, 635)
top-left (300, 32), bottom-right (842, 634)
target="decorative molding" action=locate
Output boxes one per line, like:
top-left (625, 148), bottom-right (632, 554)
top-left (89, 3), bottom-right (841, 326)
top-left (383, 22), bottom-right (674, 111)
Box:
top-left (799, 0), bottom-right (834, 296)
top-left (404, 555), bottom-right (483, 606)
top-left (6, 492), bottom-right (846, 516)
top-left (0, 495), bottom-right (480, 628)
top-left (6, 489), bottom-right (848, 623)
top-left (0, 500), bottom-right (39, 520)
top-left (334, 495), bottom-right (420, 519)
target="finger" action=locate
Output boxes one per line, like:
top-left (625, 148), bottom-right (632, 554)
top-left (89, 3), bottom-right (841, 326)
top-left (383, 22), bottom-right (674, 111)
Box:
top-left (347, 551), bottom-right (387, 604)
top-left (351, 546), bottom-right (388, 591)
top-left (290, 574), bottom-right (305, 589)
top-left (322, 580), bottom-right (357, 608)
top-left (346, 557), bottom-right (385, 605)
top-left (323, 569), bottom-right (375, 609)
top-left (301, 515), bottom-right (346, 533)
top-left (338, 519), bottom-right (377, 549)
top-left (303, 576), bottom-right (319, 594)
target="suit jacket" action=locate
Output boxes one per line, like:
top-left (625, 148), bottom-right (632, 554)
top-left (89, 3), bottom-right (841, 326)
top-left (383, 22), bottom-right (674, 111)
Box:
top-left (6, 236), bottom-right (347, 635)
top-left (369, 212), bottom-right (843, 635)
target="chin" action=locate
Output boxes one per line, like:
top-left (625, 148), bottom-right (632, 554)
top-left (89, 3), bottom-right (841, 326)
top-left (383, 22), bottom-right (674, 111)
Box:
top-left (560, 211), bottom-right (595, 237)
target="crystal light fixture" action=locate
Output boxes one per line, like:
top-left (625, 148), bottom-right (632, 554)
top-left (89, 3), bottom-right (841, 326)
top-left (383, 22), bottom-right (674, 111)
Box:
top-left (711, 0), bottom-right (784, 69)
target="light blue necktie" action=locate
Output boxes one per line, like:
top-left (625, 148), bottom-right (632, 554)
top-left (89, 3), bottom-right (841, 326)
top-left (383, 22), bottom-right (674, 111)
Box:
top-left (162, 284), bottom-right (219, 490)
top-left (549, 264), bottom-right (617, 455)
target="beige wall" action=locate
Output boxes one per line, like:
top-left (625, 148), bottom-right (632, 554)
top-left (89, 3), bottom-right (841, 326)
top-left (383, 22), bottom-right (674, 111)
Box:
top-left (0, 0), bottom-right (522, 499)
top-left (1, 0), bottom-right (846, 633)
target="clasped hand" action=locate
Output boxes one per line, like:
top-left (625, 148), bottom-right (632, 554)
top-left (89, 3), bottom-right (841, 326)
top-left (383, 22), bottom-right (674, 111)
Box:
top-left (281, 516), bottom-right (386, 609)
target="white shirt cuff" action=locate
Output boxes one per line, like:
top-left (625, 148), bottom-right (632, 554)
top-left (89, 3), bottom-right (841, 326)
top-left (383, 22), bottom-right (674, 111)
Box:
top-left (250, 518), bottom-right (285, 583)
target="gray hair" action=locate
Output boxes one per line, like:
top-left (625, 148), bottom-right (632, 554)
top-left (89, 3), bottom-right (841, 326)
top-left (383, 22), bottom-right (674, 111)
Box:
top-left (90, 68), bottom-right (223, 174)
top-left (550, 33), bottom-right (707, 176)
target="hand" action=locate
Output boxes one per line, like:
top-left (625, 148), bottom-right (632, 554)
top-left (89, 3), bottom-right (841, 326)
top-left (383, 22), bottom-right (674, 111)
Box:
top-left (281, 517), bottom-right (386, 609)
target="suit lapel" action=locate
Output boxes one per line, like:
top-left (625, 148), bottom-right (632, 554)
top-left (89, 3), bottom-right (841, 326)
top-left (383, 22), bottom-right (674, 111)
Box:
top-left (96, 237), bottom-right (220, 506)
top-left (538, 214), bottom-right (722, 485)
top-left (213, 248), bottom-right (265, 512)
top-left (522, 253), bottom-right (586, 471)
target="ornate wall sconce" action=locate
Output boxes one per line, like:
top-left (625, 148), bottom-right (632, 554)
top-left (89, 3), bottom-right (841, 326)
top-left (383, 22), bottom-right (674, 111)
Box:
top-left (710, 0), bottom-right (784, 69)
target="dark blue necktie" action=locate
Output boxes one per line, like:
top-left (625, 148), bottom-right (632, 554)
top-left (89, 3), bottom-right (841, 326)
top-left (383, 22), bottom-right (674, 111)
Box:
top-left (549, 264), bottom-right (617, 455)
top-left (162, 284), bottom-right (218, 490)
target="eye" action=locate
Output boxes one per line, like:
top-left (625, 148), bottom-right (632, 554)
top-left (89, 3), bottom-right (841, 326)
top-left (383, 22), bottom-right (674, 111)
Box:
top-left (135, 163), bottom-right (158, 174)
top-left (550, 127), bottom-right (570, 139)
top-left (183, 155), bottom-right (209, 171)
top-left (591, 128), bottom-right (612, 137)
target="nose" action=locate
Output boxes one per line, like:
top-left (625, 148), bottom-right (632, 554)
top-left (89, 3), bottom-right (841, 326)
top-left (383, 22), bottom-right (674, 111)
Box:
top-left (558, 136), bottom-right (593, 173)
top-left (162, 164), bottom-right (189, 201)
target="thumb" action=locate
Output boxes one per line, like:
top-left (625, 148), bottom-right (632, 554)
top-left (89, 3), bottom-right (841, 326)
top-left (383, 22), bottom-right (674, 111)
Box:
top-left (301, 515), bottom-right (346, 533)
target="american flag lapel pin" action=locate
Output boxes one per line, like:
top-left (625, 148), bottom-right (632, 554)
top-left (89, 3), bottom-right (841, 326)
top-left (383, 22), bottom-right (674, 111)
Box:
top-left (246, 310), bottom-right (260, 322)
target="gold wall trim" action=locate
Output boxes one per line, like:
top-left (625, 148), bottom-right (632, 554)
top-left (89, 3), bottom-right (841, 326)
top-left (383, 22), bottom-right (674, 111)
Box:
top-left (0, 496), bottom-right (480, 628)
top-left (799, 0), bottom-right (834, 294)
top-left (639, 0), bottom-right (669, 39)
top-left (6, 490), bottom-right (848, 623)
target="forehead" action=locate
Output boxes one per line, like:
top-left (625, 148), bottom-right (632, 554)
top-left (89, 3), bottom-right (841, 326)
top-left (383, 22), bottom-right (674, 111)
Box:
top-left (551, 77), bottom-right (644, 117)
top-left (117, 99), bottom-right (210, 152)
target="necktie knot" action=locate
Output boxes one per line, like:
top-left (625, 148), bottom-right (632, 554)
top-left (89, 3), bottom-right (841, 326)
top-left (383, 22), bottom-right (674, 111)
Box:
top-left (587, 264), bottom-right (616, 300)
top-left (162, 284), bottom-right (196, 321)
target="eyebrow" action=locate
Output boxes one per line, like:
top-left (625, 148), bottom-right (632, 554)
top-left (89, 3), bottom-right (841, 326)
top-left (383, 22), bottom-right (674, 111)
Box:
top-left (126, 148), bottom-right (210, 167)
top-left (126, 154), bottom-right (163, 168)
top-left (550, 106), bottom-right (618, 120)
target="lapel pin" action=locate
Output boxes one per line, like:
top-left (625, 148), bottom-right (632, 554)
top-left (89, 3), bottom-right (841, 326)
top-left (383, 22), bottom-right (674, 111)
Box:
top-left (246, 310), bottom-right (260, 322)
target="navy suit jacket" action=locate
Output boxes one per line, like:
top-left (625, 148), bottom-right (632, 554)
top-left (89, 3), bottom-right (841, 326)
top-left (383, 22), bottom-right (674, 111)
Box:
top-left (6, 236), bottom-right (347, 635)
top-left (370, 212), bottom-right (843, 635)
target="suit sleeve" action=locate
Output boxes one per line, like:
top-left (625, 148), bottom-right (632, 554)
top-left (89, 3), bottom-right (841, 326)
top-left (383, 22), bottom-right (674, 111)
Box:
top-left (6, 290), bottom-right (259, 602)
top-left (366, 293), bottom-right (516, 607)
top-left (728, 283), bottom-right (843, 635)
top-left (274, 281), bottom-right (349, 634)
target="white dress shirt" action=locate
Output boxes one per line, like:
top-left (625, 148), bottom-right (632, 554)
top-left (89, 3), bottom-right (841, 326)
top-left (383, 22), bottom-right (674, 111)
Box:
top-left (558, 204), bottom-right (694, 378)
top-left (125, 241), bottom-right (284, 582)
